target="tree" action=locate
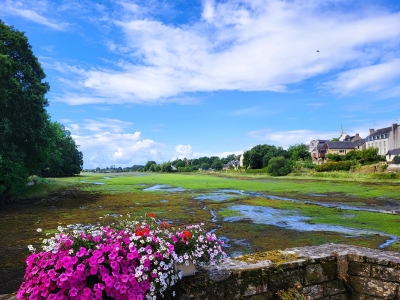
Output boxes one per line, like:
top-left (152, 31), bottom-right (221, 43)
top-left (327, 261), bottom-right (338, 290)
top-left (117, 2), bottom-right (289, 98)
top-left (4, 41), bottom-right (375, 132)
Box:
top-left (200, 163), bottom-right (210, 170)
top-left (1, 21), bottom-right (51, 197)
top-left (144, 161), bottom-right (157, 172)
top-left (287, 144), bottom-right (310, 161)
top-left (359, 148), bottom-right (380, 162)
top-left (266, 157), bottom-right (292, 176)
top-left (211, 160), bottom-right (223, 171)
top-left (393, 155), bottom-right (400, 165)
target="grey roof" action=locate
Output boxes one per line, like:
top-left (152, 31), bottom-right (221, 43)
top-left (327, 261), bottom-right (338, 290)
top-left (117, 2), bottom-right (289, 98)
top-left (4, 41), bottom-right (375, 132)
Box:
top-left (387, 148), bottom-right (400, 155)
top-left (366, 127), bottom-right (392, 139)
top-left (325, 141), bottom-right (355, 149)
top-left (353, 139), bottom-right (366, 147)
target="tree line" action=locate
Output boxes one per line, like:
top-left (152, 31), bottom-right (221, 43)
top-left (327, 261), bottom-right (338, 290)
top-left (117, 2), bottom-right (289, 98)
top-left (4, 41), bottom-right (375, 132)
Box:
top-left (0, 21), bottom-right (83, 199)
top-left (140, 144), bottom-right (310, 176)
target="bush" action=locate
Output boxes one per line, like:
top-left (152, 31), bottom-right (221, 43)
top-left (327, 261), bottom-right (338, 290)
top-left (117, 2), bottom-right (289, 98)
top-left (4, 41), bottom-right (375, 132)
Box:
top-left (245, 168), bottom-right (268, 174)
top-left (393, 155), bottom-right (400, 165)
top-left (369, 173), bottom-right (400, 180)
top-left (314, 161), bottom-right (353, 172)
top-left (326, 153), bottom-right (342, 162)
top-left (266, 157), bottom-right (291, 176)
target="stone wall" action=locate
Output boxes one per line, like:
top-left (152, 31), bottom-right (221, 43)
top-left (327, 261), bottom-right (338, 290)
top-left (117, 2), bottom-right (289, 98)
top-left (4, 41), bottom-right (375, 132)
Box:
top-left (172, 244), bottom-right (400, 300)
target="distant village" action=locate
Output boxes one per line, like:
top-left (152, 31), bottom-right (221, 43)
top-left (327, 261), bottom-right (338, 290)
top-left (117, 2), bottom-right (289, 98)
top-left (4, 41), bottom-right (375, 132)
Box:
top-left (308, 123), bottom-right (400, 164)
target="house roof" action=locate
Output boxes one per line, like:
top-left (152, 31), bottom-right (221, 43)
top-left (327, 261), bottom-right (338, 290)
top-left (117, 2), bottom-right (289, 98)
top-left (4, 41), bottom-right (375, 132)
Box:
top-left (353, 139), bottom-right (366, 147)
top-left (366, 127), bottom-right (392, 139)
top-left (325, 141), bottom-right (355, 149)
top-left (387, 148), bottom-right (400, 155)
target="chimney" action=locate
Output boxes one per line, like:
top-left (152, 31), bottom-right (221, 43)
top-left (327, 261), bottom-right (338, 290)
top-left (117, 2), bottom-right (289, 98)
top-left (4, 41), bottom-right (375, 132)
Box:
top-left (393, 123), bottom-right (398, 130)
top-left (356, 133), bottom-right (359, 138)
top-left (369, 129), bottom-right (374, 135)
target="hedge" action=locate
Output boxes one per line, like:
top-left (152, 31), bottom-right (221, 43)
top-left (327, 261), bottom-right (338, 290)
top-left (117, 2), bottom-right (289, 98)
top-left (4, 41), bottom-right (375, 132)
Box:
top-left (314, 161), bottom-right (353, 172)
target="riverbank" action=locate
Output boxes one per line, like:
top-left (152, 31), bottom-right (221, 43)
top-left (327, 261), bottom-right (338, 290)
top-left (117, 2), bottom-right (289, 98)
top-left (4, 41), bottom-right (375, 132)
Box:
top-left (1, 172), bottom-right (399, 294)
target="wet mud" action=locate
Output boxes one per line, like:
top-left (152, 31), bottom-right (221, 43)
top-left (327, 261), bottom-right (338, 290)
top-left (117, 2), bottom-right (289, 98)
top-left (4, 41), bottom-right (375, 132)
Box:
top-left (0, 183), bottom-right (398, 294)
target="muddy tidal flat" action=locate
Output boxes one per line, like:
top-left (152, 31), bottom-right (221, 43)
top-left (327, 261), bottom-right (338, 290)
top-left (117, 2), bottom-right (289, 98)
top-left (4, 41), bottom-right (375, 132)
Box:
top-left (1, 172), bottom-right (400, 294)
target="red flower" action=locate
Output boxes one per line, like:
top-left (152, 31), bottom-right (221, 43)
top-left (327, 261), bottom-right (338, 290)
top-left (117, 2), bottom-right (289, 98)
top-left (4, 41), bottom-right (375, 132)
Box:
top-left (147, 212), bottom-right (155, 218)
top-left (182, 230), bottom-right (192, 240)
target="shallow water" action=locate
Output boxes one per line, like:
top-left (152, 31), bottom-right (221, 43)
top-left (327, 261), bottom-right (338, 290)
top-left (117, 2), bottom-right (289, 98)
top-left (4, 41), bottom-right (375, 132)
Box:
top-left (143, 184), bottom-right (185, 192)
top-left (224, 204), bottom-right (398, 248)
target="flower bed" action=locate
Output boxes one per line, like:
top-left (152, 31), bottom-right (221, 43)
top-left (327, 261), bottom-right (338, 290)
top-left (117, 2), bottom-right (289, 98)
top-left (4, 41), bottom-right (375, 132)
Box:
top-left (17, 213), bottom-right (226, 299)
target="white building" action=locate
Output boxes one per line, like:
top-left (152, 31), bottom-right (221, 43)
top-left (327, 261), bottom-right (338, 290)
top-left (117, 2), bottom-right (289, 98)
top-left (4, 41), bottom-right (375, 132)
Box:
top-left (365, 123), bottom-right (400, 156)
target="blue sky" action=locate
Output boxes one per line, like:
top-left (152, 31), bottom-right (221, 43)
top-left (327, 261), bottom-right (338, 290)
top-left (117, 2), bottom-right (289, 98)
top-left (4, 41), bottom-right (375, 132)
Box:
top-left (2, 0), bottom-right (400, 169)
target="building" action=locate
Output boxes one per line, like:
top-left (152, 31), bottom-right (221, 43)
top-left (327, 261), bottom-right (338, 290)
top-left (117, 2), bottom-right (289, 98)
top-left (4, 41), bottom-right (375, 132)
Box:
top-left (309, 139), bottom-right (328, 161)
top-left (365, 123), bottom-right (400, 156)
top-left (321, 141), bottom-right (356, 156)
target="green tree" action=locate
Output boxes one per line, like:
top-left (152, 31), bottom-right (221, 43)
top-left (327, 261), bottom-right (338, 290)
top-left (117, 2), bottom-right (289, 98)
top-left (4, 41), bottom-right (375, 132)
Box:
top-left (359, 148), bottom-right (380, 162)
top-left (393, 155), bottom-right (400, 165)
top-left (40, 123), bottom-right (83, 177)
top-left (266, 156), bottom-right (292, 176)
top-left (344, 150), bottom-right (360, 161)
top-left (326, 153), bottom-right (342, 162)
top-left (211, 160), bottom-right (223, 171)
top-left (200, 163), bottom-right (210, 170)
top-left (144, 161), bottom-right (157, 171)
top-left (287, 144), bottom-right (310, 161)
top-left (0, 21), bottom-right (55, 197)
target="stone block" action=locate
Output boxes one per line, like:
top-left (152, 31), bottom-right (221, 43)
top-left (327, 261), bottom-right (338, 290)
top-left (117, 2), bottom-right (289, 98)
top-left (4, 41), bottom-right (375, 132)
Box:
top-left (303, 284), bottom-right (324, 299)
top-left (329, 294), bottom-right (348, 300)
top-left (323, 280), bottom-right (346, 296)
top-left (269, 268), bottom-right (303, 290)
top-left (348, 275), bottom-right (398, 298)
top-left (348, 262), bottom-right (371, 277)
top-left (347, 254), bottom-right (366, 263)
top-left (305, 262), bottom-right (336, 285)
top-left (371, 265), bottom-right (400, 281)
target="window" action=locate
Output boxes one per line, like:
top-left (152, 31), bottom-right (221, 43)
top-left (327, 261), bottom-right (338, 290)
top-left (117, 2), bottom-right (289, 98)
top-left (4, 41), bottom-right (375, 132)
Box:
top-left (339, 149), bottom-right (345, 153)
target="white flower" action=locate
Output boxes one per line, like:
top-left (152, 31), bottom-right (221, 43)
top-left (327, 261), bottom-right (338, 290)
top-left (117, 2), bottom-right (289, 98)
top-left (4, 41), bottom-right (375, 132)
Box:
top-left (36, 228), bottom-right (42, 232)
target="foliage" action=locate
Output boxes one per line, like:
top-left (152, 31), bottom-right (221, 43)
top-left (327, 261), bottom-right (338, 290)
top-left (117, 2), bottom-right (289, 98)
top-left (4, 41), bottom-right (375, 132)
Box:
top-left (266, 156), bottom-right (292, 176)
top-left (314, 161), bottom-right (352, 172)
top-left (359, 148), bottom-right (380, 162)
top-left (243, 144), bottom-right (288, 169)
top-left (287, 144), bottom-right (310, 161)
top-left (211, 160), bottom-right (223, 171)
top-left (0, 21), bottom-right (82, 198)
top-left (393, 155), bottom-right (400, 165)
top-left (277, 287), bottom-right (308, 300)
top-left (18, 213), bottom-right (226, 299)
top-left (369, 173), bottom-right (400, 180)
top-left (40, 123), bottom-right (83, 177)
top-left (326, 153), bottom-right (342, 162)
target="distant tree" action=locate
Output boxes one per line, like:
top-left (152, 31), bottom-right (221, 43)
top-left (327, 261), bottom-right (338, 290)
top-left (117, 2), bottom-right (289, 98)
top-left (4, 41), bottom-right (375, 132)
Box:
top-left (344, 150), bottom-right (360, 161)
top-left (144, 161), bottom-right (157, 172)
top-left (266, 157), bottom-right (292, 176)
top-left (359, 148), bottom-right (380, 162)
top-left (287, 144), bottom-right (310, 161)
top-left (160, 163), bottom-right (172, 173)
top-left (211, 160), bottom-right (223, 171)
top-left (200, 163), bottom-right (210, 170)
top-left (393, 155), bottom-right (400, 165)
top-left (175, 160), bottom-right (185, 168)
top-left (262, 146), bottom-right (288, 167)
top-left (331, 138), bottom-right (340, 141)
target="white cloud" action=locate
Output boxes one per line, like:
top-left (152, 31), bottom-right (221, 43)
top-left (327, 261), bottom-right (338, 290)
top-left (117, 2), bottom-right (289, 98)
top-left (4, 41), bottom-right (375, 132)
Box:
top-left (248, 129), bottom-right (339, 148)
top-left (174, 144), bottom-right (193, 160)
top-left (83, 118), bottom-right (133, 133)
top-left (1, 0), bottom-right (68, 30)
top-left (324, 59), bottom-right (400, 96)
top-left (51, 0), bottom-right (400, 105)
top-left (73, 131), bottom-right (164, 169)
